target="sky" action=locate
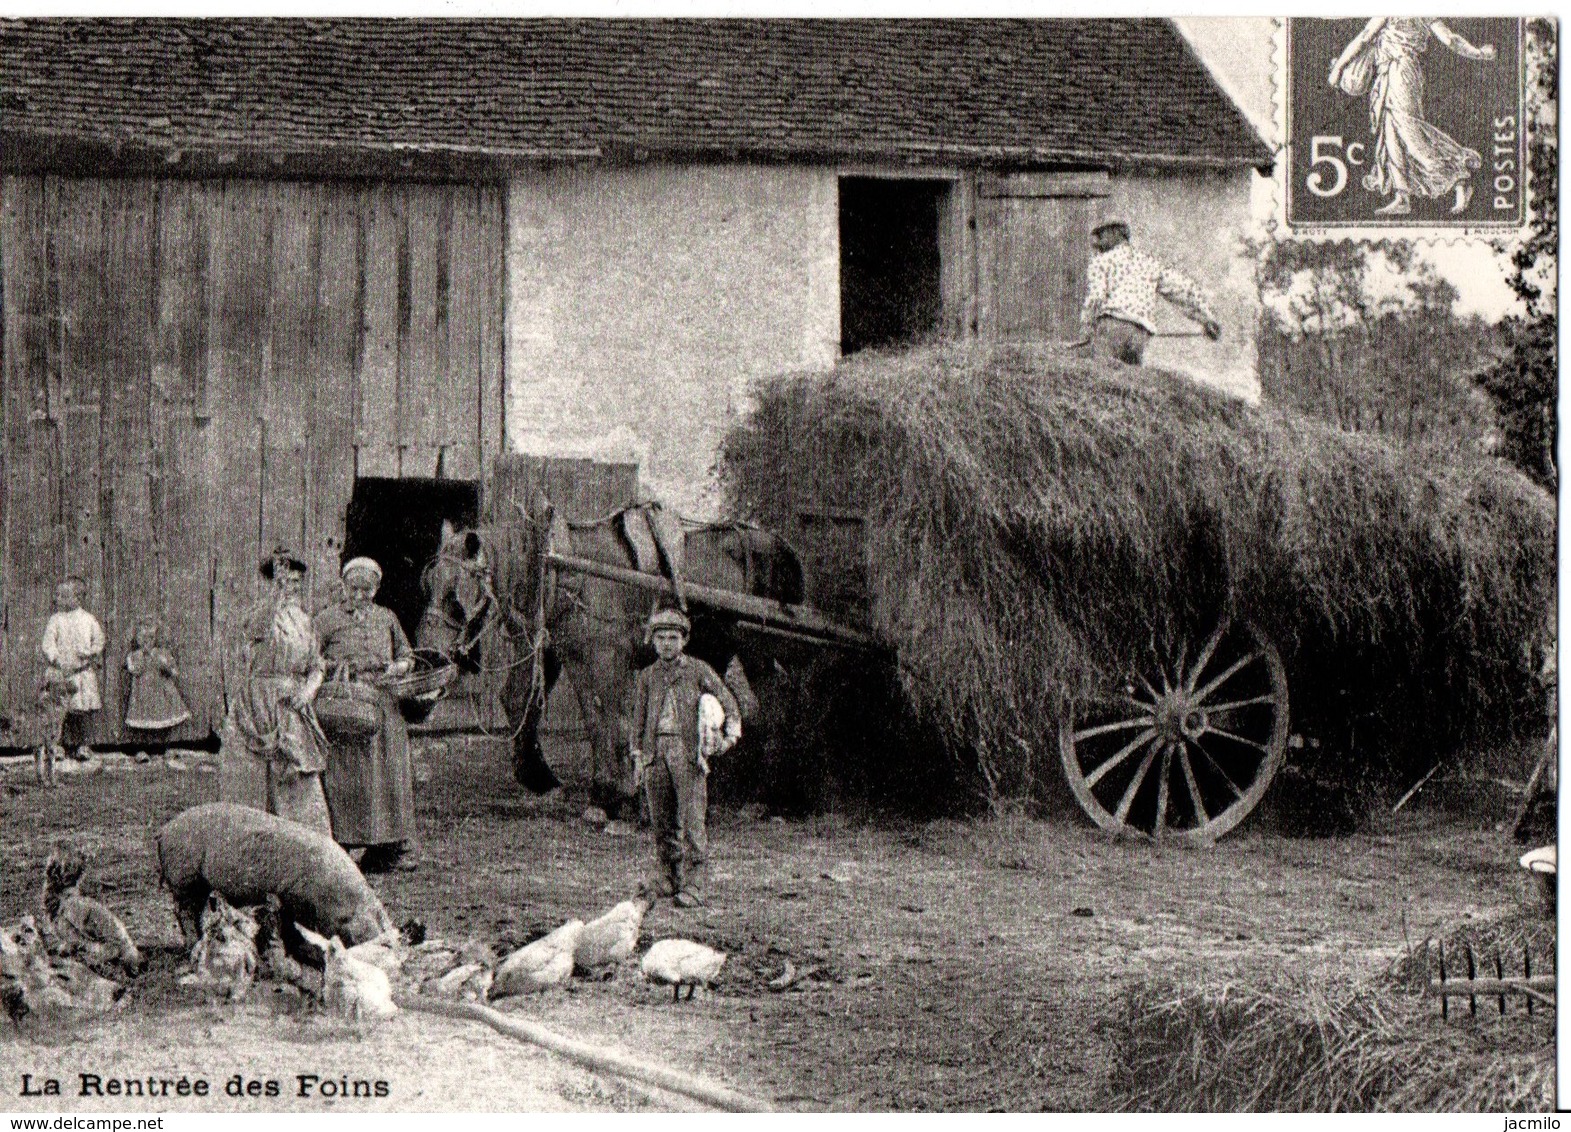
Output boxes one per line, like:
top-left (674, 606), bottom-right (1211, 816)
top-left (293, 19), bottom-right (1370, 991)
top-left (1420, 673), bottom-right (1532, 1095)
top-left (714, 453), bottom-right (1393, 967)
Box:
top-left (1174, 16), bottom-right (1526, 321)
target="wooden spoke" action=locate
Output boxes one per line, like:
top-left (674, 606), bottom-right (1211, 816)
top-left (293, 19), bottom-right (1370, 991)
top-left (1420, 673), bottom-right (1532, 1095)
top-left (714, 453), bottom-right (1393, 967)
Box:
top-left (1192, 651), bottom-right (1261, 704)
top-left (1152, 742), bottom-right (1173, 842)
top-left (1205, 726), bottom-right (1270, 753)
top-left (1061, 619), bottom-right (1289, 846)
top-left (1112, 741), bottom-right (1163, 828)
top-left (1073, 716), bottom-right (1155, 743)
top-left (1183, 621), bottom-right (1228, 695)
top-left (1178, 745), bottom-right (1209, 824)
top-left (1190, 739), bottom-right (1245, 799)
top-left (1204, 693), bottom-right (1278, 713)
top-left (1084, 728), bottom-right (1158, 789)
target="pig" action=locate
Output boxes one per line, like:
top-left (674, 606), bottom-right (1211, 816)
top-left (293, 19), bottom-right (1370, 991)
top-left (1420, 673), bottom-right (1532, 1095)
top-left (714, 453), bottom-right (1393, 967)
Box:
top-left (156, 803), bottom-right (394, 955)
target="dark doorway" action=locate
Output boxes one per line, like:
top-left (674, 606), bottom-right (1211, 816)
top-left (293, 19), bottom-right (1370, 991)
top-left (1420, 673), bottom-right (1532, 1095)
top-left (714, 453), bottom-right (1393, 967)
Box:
top-left (341, 478), bottom-right (482, 643)
top-left (839, 178), bottom-right (948, 355)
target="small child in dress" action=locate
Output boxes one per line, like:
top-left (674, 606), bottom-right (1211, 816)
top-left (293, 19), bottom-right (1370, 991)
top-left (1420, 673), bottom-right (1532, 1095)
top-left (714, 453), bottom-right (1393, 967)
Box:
top-left (125, 619), bottom-right (191, 750)
top-left (40, 576), bottom-right (105, 762)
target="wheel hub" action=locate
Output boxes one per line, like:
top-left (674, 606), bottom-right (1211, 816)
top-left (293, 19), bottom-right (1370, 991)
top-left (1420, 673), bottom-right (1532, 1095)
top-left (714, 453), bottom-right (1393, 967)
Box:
top-left (1154, 694), bottom-right (1207, 741)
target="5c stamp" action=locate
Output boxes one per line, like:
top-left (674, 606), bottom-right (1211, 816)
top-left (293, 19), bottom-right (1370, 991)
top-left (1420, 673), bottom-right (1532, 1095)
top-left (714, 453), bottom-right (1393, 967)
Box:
top-left (1285, 17), bottom-right (1526, 230)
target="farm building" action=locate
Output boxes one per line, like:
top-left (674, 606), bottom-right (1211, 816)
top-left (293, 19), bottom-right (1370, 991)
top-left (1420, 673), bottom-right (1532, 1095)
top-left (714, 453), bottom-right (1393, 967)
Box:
top-left (0, 18), bottom-right (1270, 744)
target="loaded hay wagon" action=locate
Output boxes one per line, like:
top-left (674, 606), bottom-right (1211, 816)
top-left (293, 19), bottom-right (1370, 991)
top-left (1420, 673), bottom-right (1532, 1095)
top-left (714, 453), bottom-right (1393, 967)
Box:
top-left (708, 343), bottom-right (1555, 844)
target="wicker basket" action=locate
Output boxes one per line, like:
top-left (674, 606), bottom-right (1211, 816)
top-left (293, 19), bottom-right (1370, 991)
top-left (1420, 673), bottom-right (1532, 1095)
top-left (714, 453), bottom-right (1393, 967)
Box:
top-left (314, 676), bottom-right (380, 738)
top-left (383, 649), bottom-right (460, 701)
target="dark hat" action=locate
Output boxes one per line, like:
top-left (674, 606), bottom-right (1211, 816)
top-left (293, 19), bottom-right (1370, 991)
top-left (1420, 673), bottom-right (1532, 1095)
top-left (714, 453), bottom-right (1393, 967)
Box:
top-left (1092, 218), bottom-right (1130, 237)
top-left (259, 545), bottom-right (308, 580)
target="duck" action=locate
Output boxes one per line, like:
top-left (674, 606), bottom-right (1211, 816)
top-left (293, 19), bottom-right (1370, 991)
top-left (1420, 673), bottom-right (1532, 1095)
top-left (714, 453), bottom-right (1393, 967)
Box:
top-left (492, 920), bottom-right (583, 997)
top-left (574, 899), bottom-right (648, 977)
top-left (41, 846), bottom-right (144, 975)
top-left (640, 938), bottom-right (727, 1002)
top-left (296, 925), bottom-right (397, 1023)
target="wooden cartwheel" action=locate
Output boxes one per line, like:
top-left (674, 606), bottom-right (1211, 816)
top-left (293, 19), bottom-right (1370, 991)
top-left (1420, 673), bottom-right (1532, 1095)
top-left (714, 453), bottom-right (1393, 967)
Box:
top-left (1059, 618), bottom-right (1289, 846)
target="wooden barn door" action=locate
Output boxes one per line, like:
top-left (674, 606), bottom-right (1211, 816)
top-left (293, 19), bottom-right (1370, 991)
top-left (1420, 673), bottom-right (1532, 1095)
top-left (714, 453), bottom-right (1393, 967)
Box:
top-left (0, 175), bottom-right (506, 744)
top-left (976, 171), bottom-right (1110, 344)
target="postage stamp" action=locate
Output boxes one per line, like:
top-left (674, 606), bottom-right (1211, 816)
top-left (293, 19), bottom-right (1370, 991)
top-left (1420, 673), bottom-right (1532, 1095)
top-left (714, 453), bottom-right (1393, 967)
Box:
top-left (1284, 17), bottom-right (1527, 230)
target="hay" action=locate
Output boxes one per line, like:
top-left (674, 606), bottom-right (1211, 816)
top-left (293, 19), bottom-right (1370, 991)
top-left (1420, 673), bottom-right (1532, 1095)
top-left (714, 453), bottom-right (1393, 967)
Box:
top-left (1111, 976), bottom-right (1554, 1112)
top-left (720, 344), bottom-right (1554, 800)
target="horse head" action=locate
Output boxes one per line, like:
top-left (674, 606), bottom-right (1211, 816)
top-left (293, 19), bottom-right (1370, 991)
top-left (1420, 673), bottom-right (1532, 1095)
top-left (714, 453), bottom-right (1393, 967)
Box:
top-left (416, 520), bottom-right (495, 672)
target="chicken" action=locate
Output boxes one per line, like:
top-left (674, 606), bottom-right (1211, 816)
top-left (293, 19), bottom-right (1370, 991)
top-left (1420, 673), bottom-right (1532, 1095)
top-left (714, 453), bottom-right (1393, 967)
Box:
top-left (296, 925), bottom-right (397, 1023)
top-left (696, 693), bottom-right (740, 773)
top-left (430, 962), bottom-right (494, 1002)
top-left (573, 899), bottom-right (648, 977)
top-left (1, 916), bottom-right (124, 1023)
top-left (41, 846), bottom-right (144, 975)
top-left (179, 892), bottom-right (260, 1002)
top-left (492, 920), bottom-right (583, 997)
top-left (641, 938), bottom-right (727, 1002)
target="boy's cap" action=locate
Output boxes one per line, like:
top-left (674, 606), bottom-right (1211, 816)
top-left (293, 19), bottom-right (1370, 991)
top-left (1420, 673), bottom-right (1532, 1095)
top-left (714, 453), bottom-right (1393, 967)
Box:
top-left (646, 608), bottom-right (691, 635)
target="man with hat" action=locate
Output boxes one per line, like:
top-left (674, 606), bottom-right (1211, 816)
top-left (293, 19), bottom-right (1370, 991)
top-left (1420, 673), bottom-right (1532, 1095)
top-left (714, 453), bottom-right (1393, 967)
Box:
top-left (218, 545), bottom-right (332, 835)
top-left (1080, 219), bottom-right (1222, 366)
top-left (628, 607), bottom-right (741, 906)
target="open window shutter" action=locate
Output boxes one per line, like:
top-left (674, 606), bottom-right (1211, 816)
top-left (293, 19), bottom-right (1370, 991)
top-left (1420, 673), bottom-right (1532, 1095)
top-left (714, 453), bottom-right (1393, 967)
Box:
top-left (976, 171), bottom-right (1110, 343)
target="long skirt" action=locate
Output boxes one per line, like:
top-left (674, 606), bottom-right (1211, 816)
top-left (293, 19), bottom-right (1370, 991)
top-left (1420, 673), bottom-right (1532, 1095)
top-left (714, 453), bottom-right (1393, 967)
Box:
top-left (216, 720), bottom-right (333, 836)
top-left (322, 689), bottom-right (415, 849)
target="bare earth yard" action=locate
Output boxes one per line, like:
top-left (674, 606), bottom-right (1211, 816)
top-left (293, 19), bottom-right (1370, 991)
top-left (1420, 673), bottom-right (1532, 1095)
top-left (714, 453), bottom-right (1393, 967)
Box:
top-left (0, 737), bottom-right (1549, 1112)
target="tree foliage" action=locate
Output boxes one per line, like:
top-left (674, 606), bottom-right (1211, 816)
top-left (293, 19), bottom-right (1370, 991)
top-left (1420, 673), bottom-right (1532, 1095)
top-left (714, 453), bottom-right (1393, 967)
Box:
top-left (1254, 238), bottom-right (1496, 448)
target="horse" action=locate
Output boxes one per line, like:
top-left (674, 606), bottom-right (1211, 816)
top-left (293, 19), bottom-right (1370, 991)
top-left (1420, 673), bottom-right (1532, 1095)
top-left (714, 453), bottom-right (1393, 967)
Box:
top-left (416, 494), bottom-right (805, 817)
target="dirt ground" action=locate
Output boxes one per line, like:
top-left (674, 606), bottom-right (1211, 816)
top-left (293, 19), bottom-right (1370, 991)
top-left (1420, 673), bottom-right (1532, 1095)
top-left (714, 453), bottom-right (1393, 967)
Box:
top-left (0, 736), bottom-right (1550, 1112)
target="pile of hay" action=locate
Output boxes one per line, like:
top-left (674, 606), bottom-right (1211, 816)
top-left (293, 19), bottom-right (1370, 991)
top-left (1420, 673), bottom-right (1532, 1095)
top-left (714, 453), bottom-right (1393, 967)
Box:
top-left (720, 344), bottom-right (1554, 801)
top-left (1111, 975), bottom-right (1554, 1111)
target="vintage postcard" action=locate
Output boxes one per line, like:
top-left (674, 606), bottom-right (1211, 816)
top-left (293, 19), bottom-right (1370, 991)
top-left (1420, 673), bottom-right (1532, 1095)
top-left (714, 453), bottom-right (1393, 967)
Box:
top-left (0, 12), bottom-right (1556, 1116)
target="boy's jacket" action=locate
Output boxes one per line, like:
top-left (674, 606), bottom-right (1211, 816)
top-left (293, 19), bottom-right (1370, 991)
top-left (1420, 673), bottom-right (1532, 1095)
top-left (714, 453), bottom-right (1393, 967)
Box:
top-left (630, 654), bottom-right (741, 761)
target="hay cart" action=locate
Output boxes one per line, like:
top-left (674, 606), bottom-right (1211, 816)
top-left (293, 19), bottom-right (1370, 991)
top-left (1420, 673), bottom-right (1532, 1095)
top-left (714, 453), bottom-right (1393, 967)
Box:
top-left (785, 507), bottom-right (1291, 846)
top-left (550, 503), bottom-right (1289, 846)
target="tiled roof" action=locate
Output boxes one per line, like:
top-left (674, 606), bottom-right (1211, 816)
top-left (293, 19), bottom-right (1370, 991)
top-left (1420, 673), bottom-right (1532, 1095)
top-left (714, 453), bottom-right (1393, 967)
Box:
top-left (0, 19), bottom-right (1271, 177)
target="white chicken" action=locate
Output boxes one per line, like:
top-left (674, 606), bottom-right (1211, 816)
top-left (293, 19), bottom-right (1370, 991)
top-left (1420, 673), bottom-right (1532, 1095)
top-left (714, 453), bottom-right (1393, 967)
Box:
top-left (695, 693), bottom-right (740, 774)
top-left (296, 924), bottom-right (398, 1023)
top-left (641, 938), bottom-right (727, 1002)
top-left (493, 920), bottom-right (582, 997)
top-left (574, 899), bottom-right (648, 976)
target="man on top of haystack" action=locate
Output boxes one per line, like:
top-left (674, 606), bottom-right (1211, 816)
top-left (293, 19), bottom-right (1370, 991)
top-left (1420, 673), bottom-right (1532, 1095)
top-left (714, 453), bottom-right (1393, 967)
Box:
top-left (1080, 219), bottom-right (1223, 366)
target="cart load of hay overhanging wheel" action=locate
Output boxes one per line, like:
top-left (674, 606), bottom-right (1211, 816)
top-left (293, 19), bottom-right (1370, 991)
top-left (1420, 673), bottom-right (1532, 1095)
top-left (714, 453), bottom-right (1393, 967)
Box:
top-left (720, 344), bottom-right (1555, 843)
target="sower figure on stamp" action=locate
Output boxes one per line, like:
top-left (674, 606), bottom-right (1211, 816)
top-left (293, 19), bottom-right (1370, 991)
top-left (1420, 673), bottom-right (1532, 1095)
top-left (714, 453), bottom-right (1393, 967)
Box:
top-left (1080, 219), bottom-right (1222, 366)
top-left (1329, 18), bottom-right (1496, 217)
top-left (630, 608), bottom-right (741, 908)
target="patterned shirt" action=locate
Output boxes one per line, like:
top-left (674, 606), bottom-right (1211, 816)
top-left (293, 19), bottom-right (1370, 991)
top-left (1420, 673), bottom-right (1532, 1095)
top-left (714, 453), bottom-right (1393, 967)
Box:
top-left (1081, 243), bottom-right (1218, 336)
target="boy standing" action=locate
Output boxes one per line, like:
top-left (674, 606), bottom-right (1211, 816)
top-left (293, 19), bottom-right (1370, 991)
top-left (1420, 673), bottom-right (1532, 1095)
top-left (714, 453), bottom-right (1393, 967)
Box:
top-left (630, 608), bottom-right (740, 907)
top-left (41, 577), bottom-right (105, 760)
